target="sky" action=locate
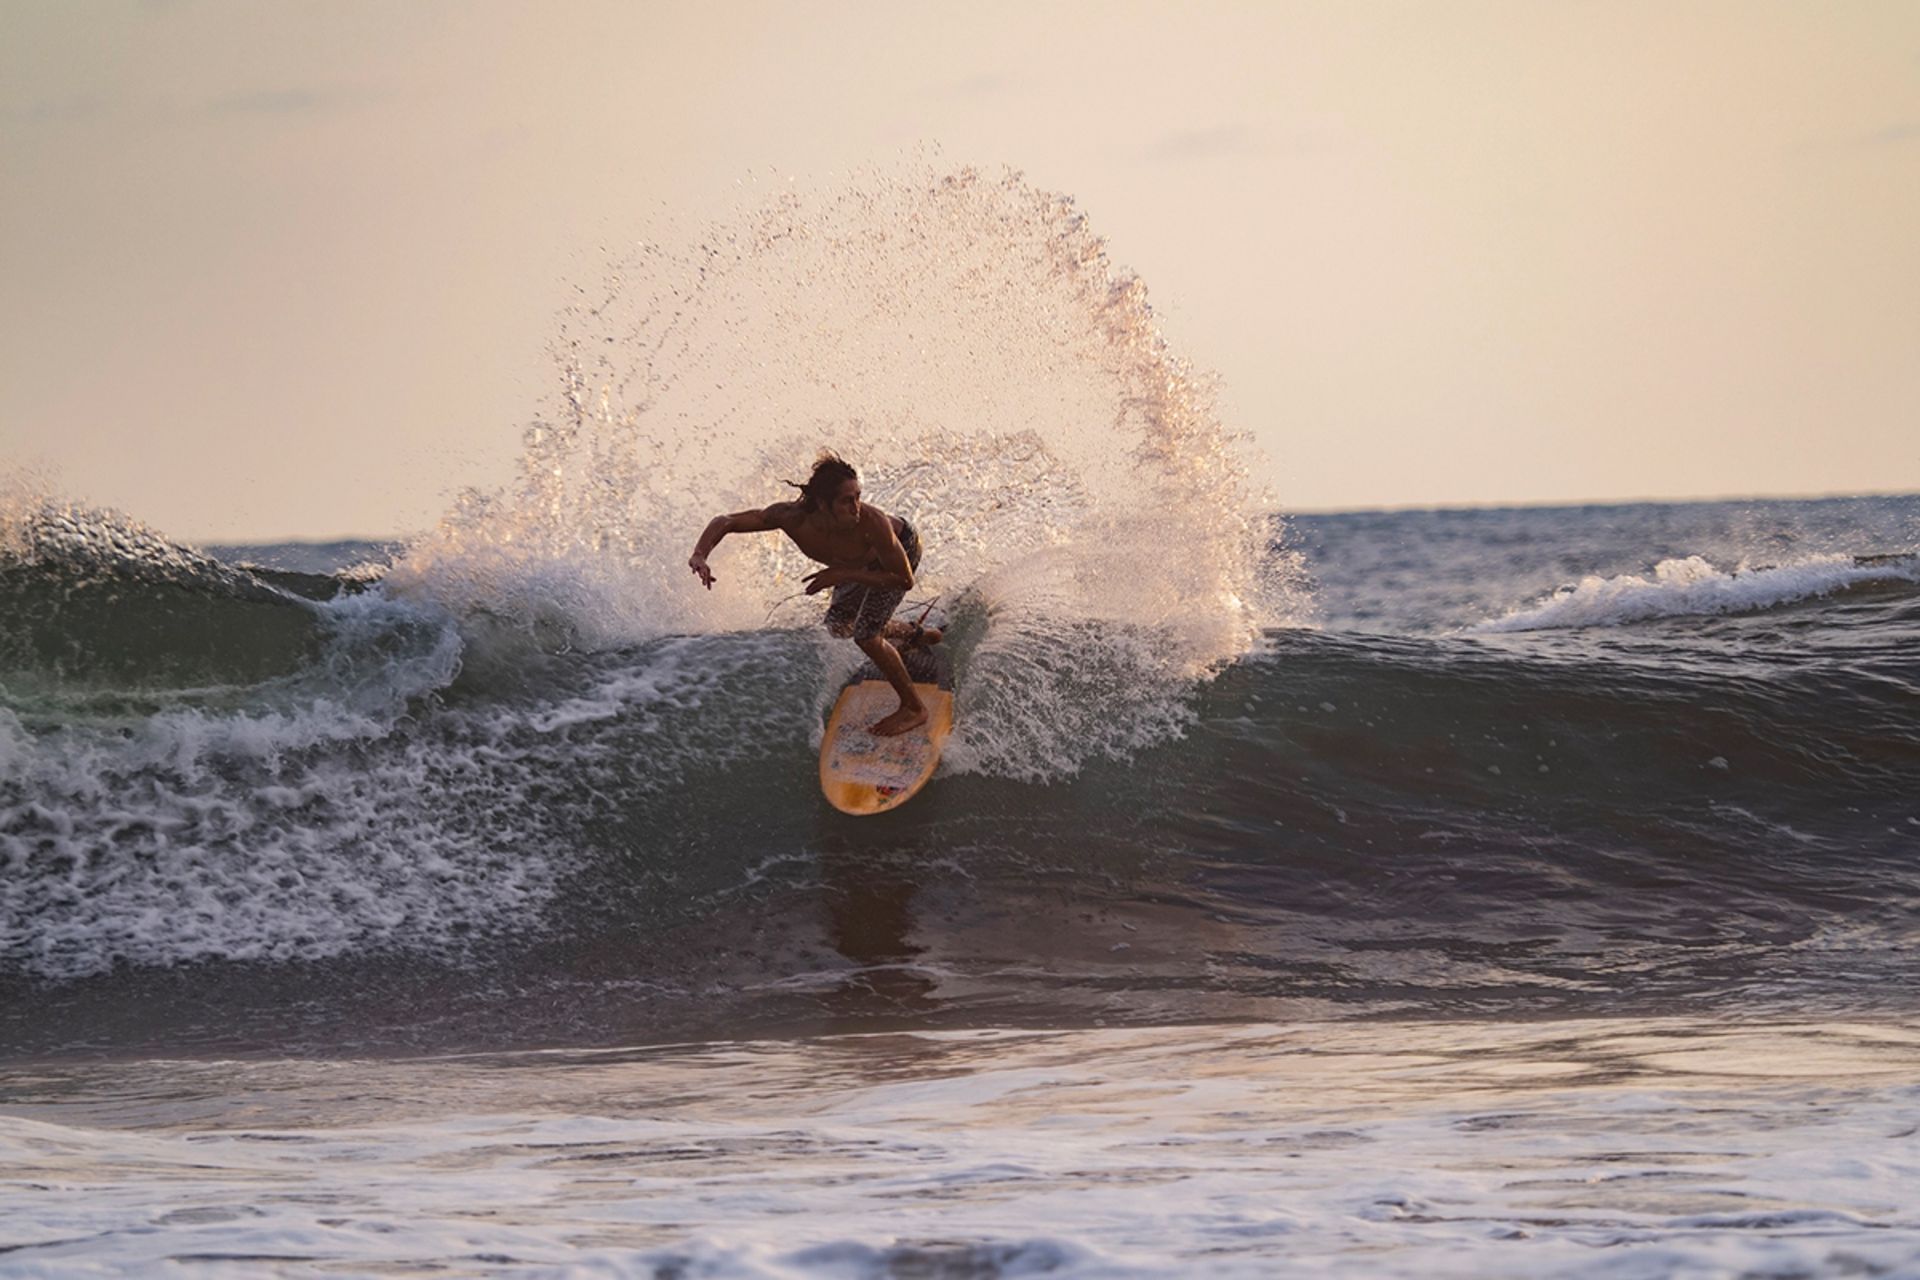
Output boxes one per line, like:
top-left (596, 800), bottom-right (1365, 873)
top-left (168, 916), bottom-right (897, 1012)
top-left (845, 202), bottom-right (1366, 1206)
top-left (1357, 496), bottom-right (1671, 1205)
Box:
top-left (3, 0), bottom-right (1917, 541)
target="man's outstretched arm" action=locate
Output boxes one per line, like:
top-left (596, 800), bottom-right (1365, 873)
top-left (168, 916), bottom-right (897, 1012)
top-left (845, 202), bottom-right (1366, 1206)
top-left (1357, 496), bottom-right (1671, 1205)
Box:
top-left (688, 503), bottom-right (797, 589)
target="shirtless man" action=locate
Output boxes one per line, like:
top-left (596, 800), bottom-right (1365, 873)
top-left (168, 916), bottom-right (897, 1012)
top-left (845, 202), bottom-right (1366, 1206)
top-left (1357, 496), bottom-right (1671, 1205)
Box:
top-left (688, 452), bottom-right (936, 737)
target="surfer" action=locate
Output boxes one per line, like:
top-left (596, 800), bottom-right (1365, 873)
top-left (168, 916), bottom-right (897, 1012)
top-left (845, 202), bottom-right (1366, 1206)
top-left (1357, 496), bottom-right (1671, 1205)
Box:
top-left (688, 452), bottom-right (938, 737)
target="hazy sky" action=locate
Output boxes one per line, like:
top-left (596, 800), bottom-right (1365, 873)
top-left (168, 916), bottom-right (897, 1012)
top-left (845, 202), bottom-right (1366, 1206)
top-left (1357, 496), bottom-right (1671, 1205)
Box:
top-left (4, 0), bottom-right (1917, 540)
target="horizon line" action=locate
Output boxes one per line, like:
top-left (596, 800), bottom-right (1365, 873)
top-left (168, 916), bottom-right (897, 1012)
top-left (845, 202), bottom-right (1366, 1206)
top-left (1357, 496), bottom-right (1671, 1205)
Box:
top-left (192, 486), bottom-right (1920, 547)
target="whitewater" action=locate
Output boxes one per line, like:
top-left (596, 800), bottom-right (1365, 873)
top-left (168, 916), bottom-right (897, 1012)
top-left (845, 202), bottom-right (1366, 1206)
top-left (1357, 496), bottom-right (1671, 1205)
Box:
top-left (3, 168), bottom-right (1919, 1277)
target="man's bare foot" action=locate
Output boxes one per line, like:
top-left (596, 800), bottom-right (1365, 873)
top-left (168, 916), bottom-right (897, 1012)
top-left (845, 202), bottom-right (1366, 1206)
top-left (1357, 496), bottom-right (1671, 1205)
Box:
top-left (871, 703), bottom-right (929, 737)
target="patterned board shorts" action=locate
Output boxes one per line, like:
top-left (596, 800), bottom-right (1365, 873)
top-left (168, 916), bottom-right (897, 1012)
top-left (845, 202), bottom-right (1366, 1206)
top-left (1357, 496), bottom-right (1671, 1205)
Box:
top-left (824, 518), bottom-right (922, 642)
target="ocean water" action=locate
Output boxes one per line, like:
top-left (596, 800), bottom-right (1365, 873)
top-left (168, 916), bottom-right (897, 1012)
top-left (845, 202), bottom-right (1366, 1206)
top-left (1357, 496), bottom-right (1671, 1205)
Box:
top-left (4, 169), bottom-right (1919, 1277)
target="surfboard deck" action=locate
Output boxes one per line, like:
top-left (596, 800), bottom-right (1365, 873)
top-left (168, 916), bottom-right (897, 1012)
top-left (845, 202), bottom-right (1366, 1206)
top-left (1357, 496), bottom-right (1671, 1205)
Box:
top-left (819, 645), bottom-right (953, 816)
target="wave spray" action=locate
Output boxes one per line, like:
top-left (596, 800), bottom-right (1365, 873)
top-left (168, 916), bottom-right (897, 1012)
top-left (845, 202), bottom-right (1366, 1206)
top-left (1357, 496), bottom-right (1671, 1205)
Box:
top-left (392, 164), bottom-right (1306, 778)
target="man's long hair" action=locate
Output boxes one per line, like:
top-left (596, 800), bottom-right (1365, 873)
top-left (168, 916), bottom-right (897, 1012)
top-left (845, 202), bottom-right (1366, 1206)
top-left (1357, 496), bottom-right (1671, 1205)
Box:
top-left (788, 450), bottom-right (857, 512)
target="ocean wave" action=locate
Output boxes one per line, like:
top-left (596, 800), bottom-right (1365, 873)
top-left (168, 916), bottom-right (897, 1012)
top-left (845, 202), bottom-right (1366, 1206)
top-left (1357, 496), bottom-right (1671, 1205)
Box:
top-left (7, 609), bottom-right (1914, 992)
top-left (0, 499), bottom-right (332, 697)
top-left (1474, 553), bottom-right (1919, 632)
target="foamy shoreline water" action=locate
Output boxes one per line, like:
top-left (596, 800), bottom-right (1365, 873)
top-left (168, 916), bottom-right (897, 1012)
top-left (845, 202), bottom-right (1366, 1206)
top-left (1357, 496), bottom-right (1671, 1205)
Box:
top-left (4, 1016), bottom-right (1917, 1278)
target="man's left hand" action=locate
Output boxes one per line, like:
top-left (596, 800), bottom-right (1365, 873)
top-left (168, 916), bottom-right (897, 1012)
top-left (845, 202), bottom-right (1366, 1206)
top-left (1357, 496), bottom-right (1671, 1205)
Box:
top-left (803, 567), bottom-right (842, 595)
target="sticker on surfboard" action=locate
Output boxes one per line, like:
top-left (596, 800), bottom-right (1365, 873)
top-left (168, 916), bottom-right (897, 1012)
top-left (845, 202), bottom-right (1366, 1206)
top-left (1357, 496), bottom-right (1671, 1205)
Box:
top-left (819, 645), bottom-right (953, 815)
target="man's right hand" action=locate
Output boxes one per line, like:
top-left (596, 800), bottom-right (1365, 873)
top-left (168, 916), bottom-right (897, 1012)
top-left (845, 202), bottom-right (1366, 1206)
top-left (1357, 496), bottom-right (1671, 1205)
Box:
top-left (688, 554), bottom-right (714, 589)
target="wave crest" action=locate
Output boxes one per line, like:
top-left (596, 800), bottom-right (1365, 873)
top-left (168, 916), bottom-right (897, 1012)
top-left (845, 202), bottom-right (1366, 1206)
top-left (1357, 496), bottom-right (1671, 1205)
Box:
top-left (1475, 553), bottom-right (1919, 632)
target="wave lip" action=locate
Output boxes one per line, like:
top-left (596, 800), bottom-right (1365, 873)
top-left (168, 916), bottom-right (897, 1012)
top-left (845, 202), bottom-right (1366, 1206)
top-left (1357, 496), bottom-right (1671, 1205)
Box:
top-left (1474, 553), bottom-right (1919, 633)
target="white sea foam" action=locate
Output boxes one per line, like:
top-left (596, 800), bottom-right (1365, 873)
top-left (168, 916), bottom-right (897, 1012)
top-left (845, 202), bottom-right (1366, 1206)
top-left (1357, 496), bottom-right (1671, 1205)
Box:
top-left (0, 524), bottom-right (811, 982)
top-left (1, 1018), bottom-right (1915, 1278)
top-left (0, 498), bottom-right (604, 979)
top-left (1475, 553), bottom-right (1919, 633)
top-left (0, 576), bottom-right (825, 981)
top-left (0, 594), bottom-right (488, 978)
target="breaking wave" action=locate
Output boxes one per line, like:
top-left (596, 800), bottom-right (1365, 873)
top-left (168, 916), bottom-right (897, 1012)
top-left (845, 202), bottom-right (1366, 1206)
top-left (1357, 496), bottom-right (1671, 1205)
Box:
top-left (1475, 553), bottom-right (1919, 632)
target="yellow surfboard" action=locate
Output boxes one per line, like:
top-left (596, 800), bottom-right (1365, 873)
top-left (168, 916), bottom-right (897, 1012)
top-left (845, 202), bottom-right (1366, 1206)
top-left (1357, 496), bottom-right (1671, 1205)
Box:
top-left (819, 646), bottom-right (954, 815)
